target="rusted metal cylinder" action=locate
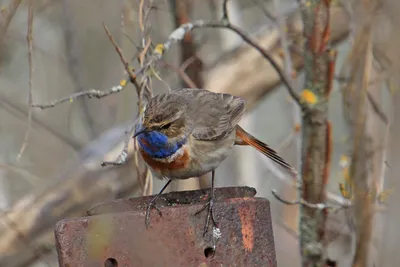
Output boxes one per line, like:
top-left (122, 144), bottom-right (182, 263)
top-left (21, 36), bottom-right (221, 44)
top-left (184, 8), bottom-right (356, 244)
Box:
top-left (54, 186), bottom-right (277, 267)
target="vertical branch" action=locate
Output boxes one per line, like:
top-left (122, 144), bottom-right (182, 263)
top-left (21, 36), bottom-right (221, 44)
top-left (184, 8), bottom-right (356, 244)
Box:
top-left (299, 0), bottom-right (334, 266)
top-left (345, 9), bottom-right (380, 267)
top-left (16, 0), bottom-right (34, 161)
top-left (350, 30), bottom-right (373, 267)
top-left (170, 0), bottom-right (203, 88)
top-left (137, 0), bottom-right (154, 195)
top-left (340, 1), bottom-right (384, 265)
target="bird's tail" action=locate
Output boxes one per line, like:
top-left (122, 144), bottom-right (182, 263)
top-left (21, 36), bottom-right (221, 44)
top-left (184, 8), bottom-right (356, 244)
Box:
top-left (235, 125), bottom-right (297, 175)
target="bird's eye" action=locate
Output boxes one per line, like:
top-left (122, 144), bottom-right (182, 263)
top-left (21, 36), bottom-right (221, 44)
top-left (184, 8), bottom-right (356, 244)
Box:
top-left (160, 122), bottom-right (172, 130)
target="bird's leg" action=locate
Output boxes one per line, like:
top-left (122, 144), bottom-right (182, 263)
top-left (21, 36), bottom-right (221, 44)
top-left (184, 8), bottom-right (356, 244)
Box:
top-left (195, 170), bottom-right (218, 236)
top-left (145, 179), bottom-right (172, 228)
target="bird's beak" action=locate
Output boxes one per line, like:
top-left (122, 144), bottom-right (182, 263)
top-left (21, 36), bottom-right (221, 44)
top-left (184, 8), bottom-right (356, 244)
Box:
top-left (133, 124), bottom-right (148, 138)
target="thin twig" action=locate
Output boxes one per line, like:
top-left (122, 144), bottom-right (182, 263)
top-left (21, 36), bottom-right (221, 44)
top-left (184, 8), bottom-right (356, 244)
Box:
top-left (180, 56), bottom-right (198, 72)
top-left (101, 123), bottom-right (135, 167)
top-left (139, 36), bottom-right (152, 66)
top-left (161, 61), bottom-right (197, 88)
top-left (139, 0), bottom-right (145, 32)
top-left (222, 0), bottom-right (230, 23)
top-left (271, 189), bottom-right (344, 210)
top-left (134, 1), bottom-right (153, 194)
top-left (337, 75), bottom-right (389, 124)
top-left (199, 21), bottom-right (303, 108)
top-left (102, 22), bottom-right (141, 90)
top-left (170, 0), bottom-right (204, 89)
top-left (16, 0), bottom-right (34, 162)
top-left (31, 86), bottom-right (127, 109)
top-left (366, 90), bottom-right (388, 125)
top-left (168, 19), bottom-right (304, 106)
top-left (33, 18), bottom-right (304, 110)
top-left (100, 18), bottom-right (149, 168)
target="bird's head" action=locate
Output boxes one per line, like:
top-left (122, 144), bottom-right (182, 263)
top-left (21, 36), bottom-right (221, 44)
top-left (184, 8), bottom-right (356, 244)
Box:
top-left (134, 93), bottom-right (192, 143)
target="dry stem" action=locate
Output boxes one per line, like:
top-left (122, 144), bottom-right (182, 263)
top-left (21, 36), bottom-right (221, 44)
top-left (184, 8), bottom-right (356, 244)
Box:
top-left (16, 0), bottom-right (34, 162)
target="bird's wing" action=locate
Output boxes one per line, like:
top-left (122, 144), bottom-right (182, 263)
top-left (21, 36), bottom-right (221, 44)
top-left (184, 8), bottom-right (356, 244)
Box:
top-left (174, 88), bottom-right (246, 141)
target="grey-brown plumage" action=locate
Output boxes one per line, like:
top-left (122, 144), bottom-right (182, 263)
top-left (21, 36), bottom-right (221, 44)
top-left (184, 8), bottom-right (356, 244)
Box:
top-left (134, 88), bottom-right (295, 231)
top-left (143, 88), bottom-right (245, 140)
top-left (138, 88), bottom-right (294, 176)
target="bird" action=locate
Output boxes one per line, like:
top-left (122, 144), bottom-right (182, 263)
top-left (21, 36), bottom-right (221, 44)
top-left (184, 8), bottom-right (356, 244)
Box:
top-left (133, 88), bottom-right (295, 235)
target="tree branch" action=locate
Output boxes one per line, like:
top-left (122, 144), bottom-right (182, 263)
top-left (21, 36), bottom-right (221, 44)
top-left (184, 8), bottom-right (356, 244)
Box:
top-left (16, 0), bottom-right (34, 162)
top-left (205, 6), bottom-right (349, 110)
top-left (298, 1), bottom-right (335, 265)
top-left (32, 17), bottom-right (305, 109)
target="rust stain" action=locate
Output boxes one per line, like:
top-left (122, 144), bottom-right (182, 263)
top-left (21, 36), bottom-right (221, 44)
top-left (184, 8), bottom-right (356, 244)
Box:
top-left (55, 187), bottom-right (277, 266)
top-left (228, 197), bottom-right (252, 204)
top-left (238, 204), bottom-right (256, 253)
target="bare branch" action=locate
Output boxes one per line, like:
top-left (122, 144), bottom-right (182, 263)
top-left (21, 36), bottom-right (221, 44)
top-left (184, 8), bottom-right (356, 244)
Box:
top-left (16, 0), bottom-right (34, 162)
top-left (366, 90), bottom-right (388, 125)
top-left (170, 0), bottom-right (204, 89)
top-left (298, 1), bottom-right (335, 265)
top-left (101, 122), bottom-right (136, 166)
top-left (272, 189), bottom-right (344, 211)
top-left (30, 2), bottom-right (356, 115)
top-left (339, 2), bottom-right (387, 264)
top-left (206, 6), bottom-right (349, 110)
top-left (222, 0), bottom-right (229, 23)
top-left (102, 22), bottom-right (139, 89)
top-left (349, 34), bottom-right (374, 267)
top-left (31, 86), bottom-right (127, 109)
top-left (200, 21), bottom-right (303, 107)
top-left (32, 17), bottom-right (304, 110)
top-left (138, 0), bottom-right (145, 32)
top-left (161, 61), bottom-right (197, 88)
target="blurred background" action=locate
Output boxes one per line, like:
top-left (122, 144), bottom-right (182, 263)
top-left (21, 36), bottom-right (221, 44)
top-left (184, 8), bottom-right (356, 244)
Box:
top-left (0, 0), bottom-right (398, 266)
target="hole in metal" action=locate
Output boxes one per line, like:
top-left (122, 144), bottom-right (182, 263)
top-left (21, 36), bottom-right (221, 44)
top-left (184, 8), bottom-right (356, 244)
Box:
top-left (104, 258), bottom-right (118, 267)
top-left (204, 247), bottom-right (215, 258)
top-left (325, 258), bottom-right (337, 267)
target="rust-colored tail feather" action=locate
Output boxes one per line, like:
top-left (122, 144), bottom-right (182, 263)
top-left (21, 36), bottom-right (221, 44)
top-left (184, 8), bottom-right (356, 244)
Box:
top-left (235, 125), bottom-right (296, 174)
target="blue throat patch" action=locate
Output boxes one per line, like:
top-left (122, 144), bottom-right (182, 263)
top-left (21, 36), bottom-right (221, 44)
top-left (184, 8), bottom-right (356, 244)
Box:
top-left (137, 131), bottom-right (186, 158)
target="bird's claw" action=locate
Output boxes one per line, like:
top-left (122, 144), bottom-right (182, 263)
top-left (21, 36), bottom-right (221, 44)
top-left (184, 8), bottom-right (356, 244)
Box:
top-left (145, 199), bottom-right (162, 228)
top-left (195, 196), bottom-right (218, 237)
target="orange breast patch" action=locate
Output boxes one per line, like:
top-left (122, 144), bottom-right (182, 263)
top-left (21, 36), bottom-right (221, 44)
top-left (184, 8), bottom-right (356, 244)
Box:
top-left (139, 146), bottom-right (190, 171)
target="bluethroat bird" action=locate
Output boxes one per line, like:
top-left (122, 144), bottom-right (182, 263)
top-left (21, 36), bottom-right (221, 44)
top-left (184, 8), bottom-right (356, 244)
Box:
top-left (134, 88), bottom-right (295, 235)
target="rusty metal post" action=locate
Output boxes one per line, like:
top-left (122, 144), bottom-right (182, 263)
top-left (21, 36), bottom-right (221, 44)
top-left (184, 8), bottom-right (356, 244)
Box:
top-left (54, 186), bottom-right (277, 267)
